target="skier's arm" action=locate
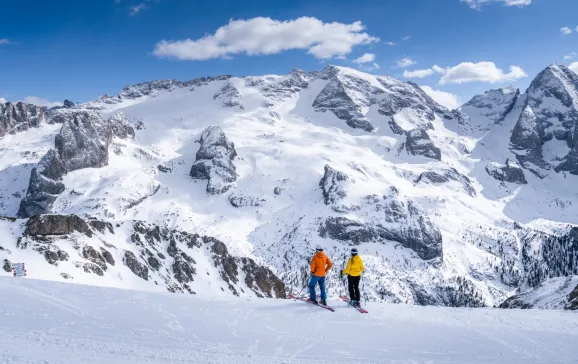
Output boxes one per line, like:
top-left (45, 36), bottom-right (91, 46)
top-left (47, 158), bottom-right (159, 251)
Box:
top-left (310, 258), bottom-right (316, 274)
top-left (342, 259), bottom-right (351, 275)
top-left (325, 257), bottom-right (333, 272)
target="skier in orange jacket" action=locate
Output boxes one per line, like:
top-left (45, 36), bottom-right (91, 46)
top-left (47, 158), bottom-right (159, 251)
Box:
top-left (308, 245), bottom-right (333, 306)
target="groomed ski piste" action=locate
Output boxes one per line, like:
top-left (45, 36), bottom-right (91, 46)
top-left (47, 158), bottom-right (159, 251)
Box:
top-left (1, 277), bottom-right (577, 364)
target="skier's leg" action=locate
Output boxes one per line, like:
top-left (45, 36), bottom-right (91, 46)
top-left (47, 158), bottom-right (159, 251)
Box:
top-left (319, 276), bottom-right (327, 302)
top-left (348, 275), bottom-right (355, 301)
top-left (353, 276), bottom-right (361, 302)
top-left (308, 275), bottom-right (319, 301)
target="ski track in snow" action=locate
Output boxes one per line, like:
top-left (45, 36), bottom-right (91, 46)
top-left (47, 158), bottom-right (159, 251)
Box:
top-left (1, 278), bottom-right (577, 364)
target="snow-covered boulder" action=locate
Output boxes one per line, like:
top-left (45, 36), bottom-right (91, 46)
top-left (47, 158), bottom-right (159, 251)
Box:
top-left (485, 159), bottom-right (527, 184)
top-left (190, 126), bottom-right (238, 194)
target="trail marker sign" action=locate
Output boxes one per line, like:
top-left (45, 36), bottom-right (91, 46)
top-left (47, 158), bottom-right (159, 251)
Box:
top-left (12, 263), bottom-right (26, 277)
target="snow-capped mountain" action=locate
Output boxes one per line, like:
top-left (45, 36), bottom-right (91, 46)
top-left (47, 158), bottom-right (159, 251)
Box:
top-left (1, 64), bottom-right (578, 308)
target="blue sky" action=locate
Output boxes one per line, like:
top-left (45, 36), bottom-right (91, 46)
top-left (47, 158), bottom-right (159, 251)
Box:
top-left (0, 0), bottom-right (577, 108)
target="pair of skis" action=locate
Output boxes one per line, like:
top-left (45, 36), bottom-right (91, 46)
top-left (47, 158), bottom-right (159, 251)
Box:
top-left (288, 294), bottom-right (368, 313)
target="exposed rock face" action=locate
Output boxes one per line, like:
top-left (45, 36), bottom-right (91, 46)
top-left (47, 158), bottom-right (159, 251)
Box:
top-left (63, 99), bottom-right (75, 108)
top-left (213, 82), bottom-right (244, 110)
top-left (190, 126), bottom-right (238, 194)
top-left (18, 110), bottom-right (112, 217)
top-left (319, 165), bottom-right (352, 205)
top-left (109, 112), bottom-right (135, 139)
top-left (319, 192), bottom-right (443, 261)
top-left (24, 214), bottom-right (93, 237)
top-left (415, 168), bottom-right (476, 197)
top-left (124, 251), bottom-right (149, 280)
top-left (485, 159), bottom-right (527, 184)
top-left (406, 129), bottom-right (442, 160)
top-left (2, 259), bottom-right (11, 272)
top-left (510, 64), bottom-right (578, 175)
top-left (499, 276), bottom-right (578, 310)
top-left (458, 88), bottom-right (521, 136)
top-left (313, 67), bottom-right (381, 132)
top-left (0, 101), bottom-right (45, 137)
top-left (228, 194), bottom-right (265, 208)
top-left (119, 79), bottom-right (183, 99)
top-left (260, 68), bottom-right (309, 103)
top-left (55, 110), bottom-right (112, 171)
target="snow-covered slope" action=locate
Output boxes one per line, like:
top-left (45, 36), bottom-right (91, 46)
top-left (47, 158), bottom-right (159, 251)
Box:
top-left (500, 276), bottom-right (578, 310)
top-left (2, 278), bottom-right (577, 364)
top-left (1, 64), bottom-right (578, 308)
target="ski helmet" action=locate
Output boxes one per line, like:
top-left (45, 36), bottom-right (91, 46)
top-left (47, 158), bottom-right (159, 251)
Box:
top-left (351, 248), bottom-right (358, 255)
top-left (316, 245), bottom-right (323, 252)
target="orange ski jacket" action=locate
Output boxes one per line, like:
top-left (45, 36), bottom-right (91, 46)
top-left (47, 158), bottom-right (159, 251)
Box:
top-left (310, 251), bottom-right (333, 277)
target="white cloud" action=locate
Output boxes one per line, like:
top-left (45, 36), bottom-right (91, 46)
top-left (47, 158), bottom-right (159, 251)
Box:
top-left (353, 53), bottom-right (375, 64)
top-left (561, 27), bottom-right (573, 35)
top-left (359, 62), bottom-right (380, 72)
top-left (569, 62), bottom-right (578, 74)
top-left (439, 61), bottom-right (527, 85)
top-left (403, 64), bottom-right (446, 79)
top-left (385, 41), bottom-right (396, 46)
top-left (462, 0), bottom-right (531, 9)
top-left (129, 3), bottom-right (147, 16)
top-left (396, 57), bottom-right (416, 68)
top-left (420, 86), bottom-right (461, 110)
top-left (565, 52), bottom-right (577, 60)
top-left (153, 17), bottom-right (379, 60)
top-left (23, 96), bottom-right (62, 108)
top-left (0, 39), bottom-right (14, 45)
top-left (402, 36), bottom-right (411, 41)
top-left (403, 69), bottom-right (434, 78)
top-left (0, 98), bottom-right (6, 103)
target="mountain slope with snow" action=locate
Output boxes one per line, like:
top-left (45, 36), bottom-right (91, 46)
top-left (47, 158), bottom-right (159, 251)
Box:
top-left (1, 64), bottom-right (578, 308)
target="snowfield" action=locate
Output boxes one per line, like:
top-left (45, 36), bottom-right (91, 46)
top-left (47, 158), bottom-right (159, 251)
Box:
top-left (1, 277), bottom-right (577, 364)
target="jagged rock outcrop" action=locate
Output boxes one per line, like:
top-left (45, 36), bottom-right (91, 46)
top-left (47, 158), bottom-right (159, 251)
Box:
top-left (2, 259), bottom-right (11, 272)
top-left (405, 129), bottom-right (442, 160)
top-left (260, 68), bottom-right (309, 103)
top-left (485, 159), bottom-right (527, 184)
top-left (313, 66), bottom-right (382, 132)
top-left (0, 101), bottom-right (45, 137)
top-left (319, 191), bottom-right (443, 260)
top-left (500, 276), bottom-right (578, 310)
top-left (228, 194), bottom-right (265, 208)
top-left (414, 168), bottom-right (476, 196)
top-left (319, 165), bottom-right (352, 205)
top-left (458, 88), bottom-right (520, 137)
top-left (213, 82), bottom-right (244, 110)
top-left (63, 99), bottom-right (75, 108)
top-left (18, 110), bottom-right (112, 217)
top-left (124, 251), bottom-right (149, 280)
top-left (24, 214), bottom-right (92, 237)
top-left (190, 126), bottom-right (238, 194)
top-left (510, 64), bottom-right (578, 175)
top-left (108, 112), bottom-right (135, 139)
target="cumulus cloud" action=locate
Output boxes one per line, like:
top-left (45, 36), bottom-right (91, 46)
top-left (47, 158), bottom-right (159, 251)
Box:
top-left (462, 0), bottom-right (531, 9)
top-left (153, 17), bottom-right (379, 60)
top-left (23, 96), bottom-right (63, 108)
top-left (420, 86), bottom-right (461, 110)
top-left (403, 65), bottom-right (446, 79)
top-left (396, 57), bottom-right (416, 68)
top-left (439, 62), bottom-right (527, 85)
top-left (403, 69), bottom-right (434, 78)
top-left (569, 62), bottom-right (578, 74)
top-left (353, 53), bottom-right (376, 64)
top-left (561, 27), bottom-right (573, 35)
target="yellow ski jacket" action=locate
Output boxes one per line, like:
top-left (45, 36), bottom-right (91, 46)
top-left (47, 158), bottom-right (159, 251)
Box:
top-left (342, 255), bottom-right (364, 277)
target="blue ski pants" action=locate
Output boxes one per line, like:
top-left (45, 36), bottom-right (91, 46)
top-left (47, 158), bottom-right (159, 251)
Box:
top-left (308, 275), bottom-right (326, 301)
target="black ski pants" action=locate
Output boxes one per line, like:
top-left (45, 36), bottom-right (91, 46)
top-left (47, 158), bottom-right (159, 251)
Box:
top-left (347, 275), bottom-right (361, 301)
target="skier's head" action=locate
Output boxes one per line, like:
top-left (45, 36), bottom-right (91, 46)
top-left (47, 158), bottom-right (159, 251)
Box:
top-left (351, 248), bottom-right (358, 256)
top-left (315, 245), bottom-right (323, 252)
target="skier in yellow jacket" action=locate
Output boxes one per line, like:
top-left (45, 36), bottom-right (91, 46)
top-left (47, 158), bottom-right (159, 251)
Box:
top-left (341, 248), bottom-right (364, 307)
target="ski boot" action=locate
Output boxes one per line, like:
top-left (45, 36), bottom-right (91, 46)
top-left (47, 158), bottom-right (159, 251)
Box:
top-left (320, 299), bottom-right (327, 306)
top-left (308, 298), bottom-right (318, 305)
